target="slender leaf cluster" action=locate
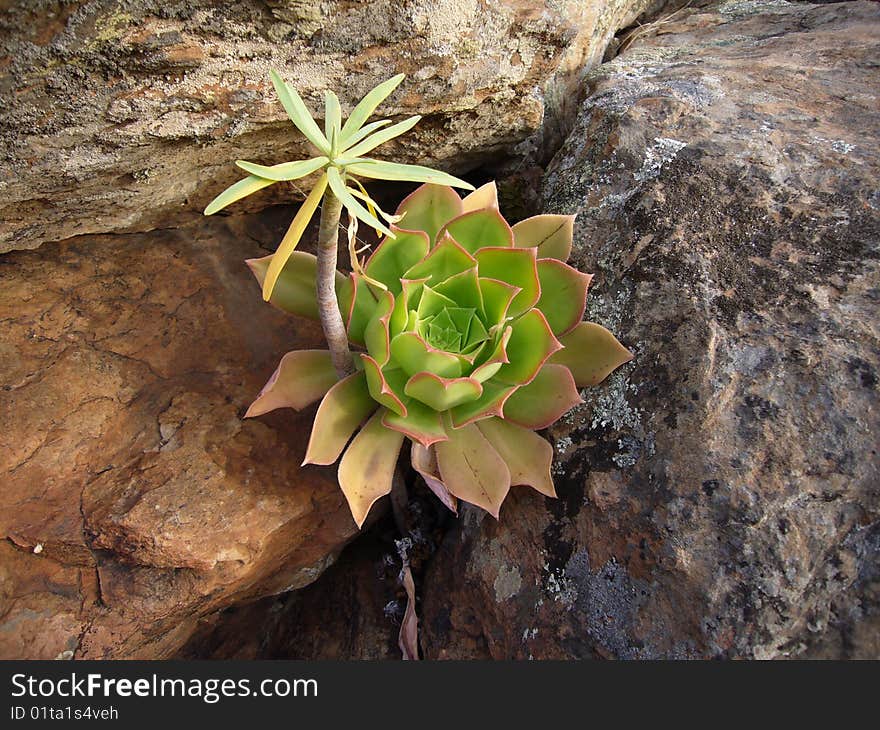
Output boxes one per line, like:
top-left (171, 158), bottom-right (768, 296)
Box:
top-left (204, 72), bottom-right (473, 301)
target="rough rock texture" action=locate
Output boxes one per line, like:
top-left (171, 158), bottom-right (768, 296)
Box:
top-left (0, 208), bottom-right (360, 659)
top-left (175, 531), bottom-right (403, 660)
top-left (0, 0), bottom-right (656, 253)
top-left (420, 0), bottom-right (880, 659)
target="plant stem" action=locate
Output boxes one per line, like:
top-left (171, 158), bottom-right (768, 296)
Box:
top-left (316, 187), bottom-right (354, 378)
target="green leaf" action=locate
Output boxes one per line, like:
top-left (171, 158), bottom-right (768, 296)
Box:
top-left (433, 267), bottom-right (483, 312)
top-left (324, 90), bottom-right (342, 153)
top-left (435, 420), bottom-right (510, 518)
top-left (405, 372), bottom-right (483, 411)
top-left (535, 259), bottom-right (593, 335)
top-left (390, 331), bottom-right (463, 378)
top-left (404, 234), bottom-right (476, 284)
top-left (438, 208), bottom-right (513, 254)
top-left (502, 364), bottom-right (582, 429)
top-left (448, 380), bottom-right (516, 428)
top-left (338, 273), bottom-right (377, 346)
top-left (416, 285), bottom-right (457, 319)
top-left (327, 167), bottom-right (394, 239)
top-left (346, 160), bottom-right (474, 190)
top-left (478, 277), bottom-right (519, 326)
top-left (382, 398), bottom-right (447, 448)
top-left (303, 371), bottom-right (377, 466)
top-left (364, 228), bottom-right (430, 294)
top-left (549, 322), bottom-right (634, 387)
top-left (244, 350), bottom-right (338, 417)
top-left (204, 175), bottom-right (276, 215)
top-left (269, 70), bottom-right (331, 154)
top-left (343, 115), bottom-right (421, 157)
top-left (475, 246), bottom-right (540, 318)
top-left (339, 73), bottom-right (405, 144)
top-left (235, 156), bottom-right (329, 182)
top-left (360, 355), bottom-right (408, 417)
top-left (340, 119), bottom-right (392, 151)
top-left (262, 173), bottom-right (328, 301)
top-left (390, 278), bottom-right (426, 337)
top-left (395, 184), bottom-right (464, 244)
top-left (363, 289), bottom-right (395, 366)
top-left (512, 214), bottom-right (575, 261)
top-left (477, 418), bottom-right (556, 497)
top-left (494, 309), bottom-right (562, 386)
top-left (338, 410), bottom-right (405, 528)
top-left (471, 325), bottom-right (512, 383)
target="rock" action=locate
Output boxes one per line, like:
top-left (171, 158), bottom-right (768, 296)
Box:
top-left (421, 0), bottom-right (880, 659)
top-left (0, 208), bottom-right (360, 659)
top-left (175, 531), bottom-right (404, 660)
top-left (0, 0), bottom-right (656, 253)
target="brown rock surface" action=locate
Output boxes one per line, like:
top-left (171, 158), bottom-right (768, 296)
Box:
top-left (0, 0), bottom-right (655, 253)
top-left (0, 209), bottom-right (359, 659)
top-left (420, 0), bottom-right (880, 659)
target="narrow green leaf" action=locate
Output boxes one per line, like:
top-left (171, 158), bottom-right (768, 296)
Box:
top-left (269, 69), bottom-right (330, 154)
top-left (324, 90), bottom-right (342, 153)
top-left (342, 115), bottom-right (421, 157)
top-left (346, 161), bottom-right (474, 190)
top-left (262, 173), bottom-right (328, 301)
top-left (235, 156), bottom-right (329, 182)
top-left (326, 167), bottom-right (394, 238)
top-left (339, 73), bottom-right (405, 143)
top-left (204, 175), bottom-right (276, 216)
top-left (340, 119), bottom-right (391, 151)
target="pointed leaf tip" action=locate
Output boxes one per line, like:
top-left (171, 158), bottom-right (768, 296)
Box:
top-left (204, 175), bottom-right (276, 216)
top-left (435, 421), bottom-right (510, 518)
top-left (550, 322), bottom-right (634, 387)
top-left (245, 350), bottom-right (338, 418)
top-left (269, 70), bottom-right (331, 154)
top-left (338, 410), bottom-right (405, 528)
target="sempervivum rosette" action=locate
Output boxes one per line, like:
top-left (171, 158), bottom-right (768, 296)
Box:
top-left (246, 182), bottom-right (633, 526)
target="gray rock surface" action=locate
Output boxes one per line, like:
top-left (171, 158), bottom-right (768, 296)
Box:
top-left (420, 0), bottom-right (880, 659)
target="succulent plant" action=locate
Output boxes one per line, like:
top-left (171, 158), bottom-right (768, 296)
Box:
top-left (245, 182), bottom-right (633, 527)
